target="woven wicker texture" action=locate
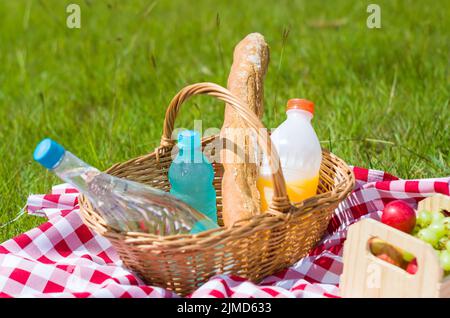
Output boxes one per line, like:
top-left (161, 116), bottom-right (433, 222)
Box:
top-left (80, 83), bottom-right (355, 296)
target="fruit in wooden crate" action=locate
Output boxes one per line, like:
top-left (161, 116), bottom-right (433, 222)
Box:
top-left (381, 200), bottom-right (416, 233)
top-left (429, 221), bottom-right (446, 238)
top-left (440, 250), bottom-right (450, 271)
top-left (377, 253), bottom-right (402, 267)
top-left (412, 208), bottom-right (449, 275)
top-left (341, 196), bottom-right (450, 297)
top-left (417, 227), bottom-right (441, 246)
top-left (368, 237), bottom-right (409, 268)
top-left (417, 210), bottom-right (432, 227)
top-left (374, 199), bottom-right (450, 276)
top-left (414, 212), bottom-right (448, 241)
top-left (406, 258), bottom-right (418, 274)
top-left (432, 211), bottom-right (445, 223)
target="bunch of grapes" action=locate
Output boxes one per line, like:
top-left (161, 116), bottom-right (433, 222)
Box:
top-left (414, 209), bottom-right (450, 274)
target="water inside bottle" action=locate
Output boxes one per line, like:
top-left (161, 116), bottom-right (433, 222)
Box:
top-left (34, 138), bottom-right (219, 236)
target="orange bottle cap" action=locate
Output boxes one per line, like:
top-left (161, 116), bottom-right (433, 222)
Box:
top-left (286, 98), bottom-right (314, 115)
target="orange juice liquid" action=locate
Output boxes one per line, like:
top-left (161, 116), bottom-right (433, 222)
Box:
top-left (256, 174), bottom-right (320, 212)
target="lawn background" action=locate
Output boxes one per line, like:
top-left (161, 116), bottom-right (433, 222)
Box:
top-left (0, 0), bottom-right (448, 242)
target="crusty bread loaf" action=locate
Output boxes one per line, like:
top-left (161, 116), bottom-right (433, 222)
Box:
top-left (220, 33), bottom-right (270, 227)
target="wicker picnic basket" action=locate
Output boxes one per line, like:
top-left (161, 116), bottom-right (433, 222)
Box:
top-left (80, 82), bottom-right (355, 296)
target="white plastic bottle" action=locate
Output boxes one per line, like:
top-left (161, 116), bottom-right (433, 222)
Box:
top-left (257, 99), bottom-right (322, 211)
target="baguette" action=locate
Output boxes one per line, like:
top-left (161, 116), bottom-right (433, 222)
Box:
top-left (220, 33), bottom-right (270, 227)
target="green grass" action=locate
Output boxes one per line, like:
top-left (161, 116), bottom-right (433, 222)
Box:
top-left (0, 0), bottom-right (449, 242)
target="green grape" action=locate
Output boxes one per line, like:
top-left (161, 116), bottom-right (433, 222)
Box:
top-left (412, 226), bottom-right (421, 236)
top-left (439, 250), bottom-right (450, 271)
top-left (442, 217), bottom-right (450, 231)
top-left (428, 222), bottom-right (446, 239)
top-left (417, 210), bottom-right (432, 228)
top-left (431, 211), bottom-right (445, 223)
top-left (417, 228), bottom-right (440, 246)
top-left (446, 240), bottom-right (450, 252)
top-left (438, 237), bottom-right (449, 251)
top-left (402, 251), bottom-right (415, 262)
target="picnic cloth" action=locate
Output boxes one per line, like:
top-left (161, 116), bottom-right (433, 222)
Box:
top-left (0, 166), bottom-right (448, 298)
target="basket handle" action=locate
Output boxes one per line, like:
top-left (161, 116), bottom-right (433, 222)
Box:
top-left (159, 82), bottom-right (290, 212)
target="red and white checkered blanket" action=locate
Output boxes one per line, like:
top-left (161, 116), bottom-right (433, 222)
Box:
top-left (0, 167), bottom-right (448, 298)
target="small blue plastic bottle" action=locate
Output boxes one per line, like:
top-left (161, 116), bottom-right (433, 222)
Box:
top-left (168, 130), bottom-right (217, 224)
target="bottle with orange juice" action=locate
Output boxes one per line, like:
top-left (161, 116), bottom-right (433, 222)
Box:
top-left (257, 99), bottom-right (322, 211)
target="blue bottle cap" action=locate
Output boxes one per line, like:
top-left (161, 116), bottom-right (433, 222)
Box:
top-left (177, 130), bottom-right (201, 149)
top-left (33, 138), bottom-right (65, 169)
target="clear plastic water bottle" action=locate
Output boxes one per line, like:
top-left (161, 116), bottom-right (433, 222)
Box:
top-left (33, 138), bottom-right (219, 235)
top-left (168, 130), bottom-right (217, 223)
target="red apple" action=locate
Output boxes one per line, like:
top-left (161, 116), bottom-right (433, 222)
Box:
top-left (406, 258), bottom-right (418, 274)
top-left (381, 200), bottom-right (416, 233)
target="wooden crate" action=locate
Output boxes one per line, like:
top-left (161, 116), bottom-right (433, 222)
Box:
top-left (340, 194), bottom-right (450, 298)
